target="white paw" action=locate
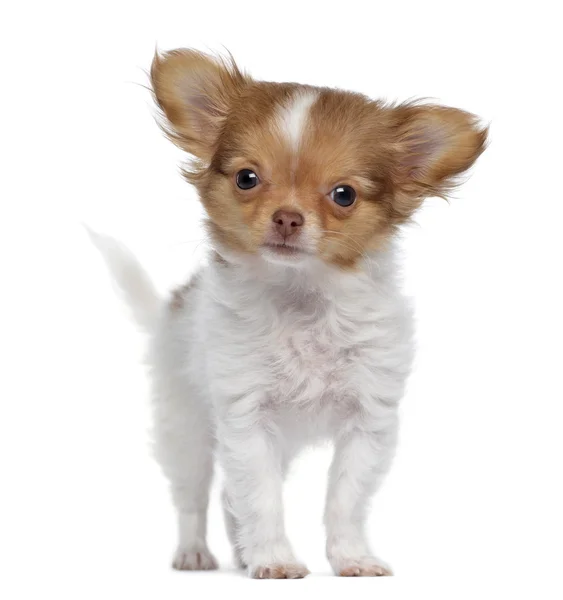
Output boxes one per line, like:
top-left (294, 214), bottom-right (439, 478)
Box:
top-left (172, 546), bottom-right (219, 571)
top-left (333, 556), bottom-right (393, 577)
top-left (250, 562), bottom-right (310, 579)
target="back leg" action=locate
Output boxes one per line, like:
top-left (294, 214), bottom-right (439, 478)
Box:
top-left (149, 309), bottom-right (218, 570)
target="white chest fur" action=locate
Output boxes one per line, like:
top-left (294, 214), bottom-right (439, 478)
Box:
top-left (191, 251), bottom-right (414, 439)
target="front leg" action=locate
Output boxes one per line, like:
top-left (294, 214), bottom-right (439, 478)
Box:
top-left (325, 412), bottom-right (398, 577)
top-left (218, 397), bottom-right (309, 579)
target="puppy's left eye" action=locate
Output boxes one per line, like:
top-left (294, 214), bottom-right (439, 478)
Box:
top-left (236, 169), bottom-right (259, 190)
top-left (330, 185), bottom-right (356, 207)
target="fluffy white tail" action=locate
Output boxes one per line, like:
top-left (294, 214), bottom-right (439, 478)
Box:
top-left (86, 226), bottom-right (160, 331)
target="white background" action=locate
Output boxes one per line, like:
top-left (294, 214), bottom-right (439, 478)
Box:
top-left (1, 1), bottom-right (562, 598)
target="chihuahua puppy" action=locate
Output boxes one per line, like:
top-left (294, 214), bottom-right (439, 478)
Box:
top-left (92, 49), bottom-right (486, 578)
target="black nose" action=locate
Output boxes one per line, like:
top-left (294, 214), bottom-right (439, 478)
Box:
top-left (272, 210), bottom-right (304, 238)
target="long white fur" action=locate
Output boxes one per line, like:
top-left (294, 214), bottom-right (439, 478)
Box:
top-left (86, 227), bottom-right (160, 330)
top-left (92, 229), bottom-right (414, 576)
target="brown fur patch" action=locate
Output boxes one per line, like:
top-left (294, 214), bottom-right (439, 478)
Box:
top-left (169, 275), bottom-right (199, 311)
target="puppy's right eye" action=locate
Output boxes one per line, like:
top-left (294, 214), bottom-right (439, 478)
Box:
top-left (236, 169), bottom-right (259, 190)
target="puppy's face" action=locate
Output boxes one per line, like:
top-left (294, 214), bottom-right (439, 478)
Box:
top-left (151, 50), bottom-right (487, 269)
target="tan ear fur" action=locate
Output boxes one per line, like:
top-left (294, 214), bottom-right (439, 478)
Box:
top-left (150, 49), bottom-right (249, 161)
top-left (389, 103), bottom-right (488, 221)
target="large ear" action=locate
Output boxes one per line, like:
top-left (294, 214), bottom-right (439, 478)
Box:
top-left (150, 49), bottom-right (249, 161)
top-left (389, 103), bottom-right (488, 221)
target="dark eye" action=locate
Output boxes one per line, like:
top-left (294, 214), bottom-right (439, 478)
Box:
top-left (236, 169), bottom-right (259, 190)
top-left (330, 185), bottom-right (356, 207)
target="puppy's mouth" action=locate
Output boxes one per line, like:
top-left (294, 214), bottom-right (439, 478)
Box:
top-left (260, 242), bottom-right (312, 258)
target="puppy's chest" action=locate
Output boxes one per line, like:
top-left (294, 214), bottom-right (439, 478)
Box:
top-left (266, 309), bottom-right (359, 406)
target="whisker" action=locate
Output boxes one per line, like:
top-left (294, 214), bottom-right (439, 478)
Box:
top-left (318, 230), bottom-right (379, 278)
top-left (190, 239), bottom-right (208, 261)
top-left (169, 239), bottom-right (206, 247)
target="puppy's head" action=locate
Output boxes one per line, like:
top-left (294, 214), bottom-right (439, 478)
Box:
top-left (151, 49), bottom-right (487, 269)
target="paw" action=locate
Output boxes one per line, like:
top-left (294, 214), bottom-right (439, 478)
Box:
top-left (250, 562), bottom-right (310, 579)
top-left (172, 547), bottom-right (219, 571)
top-left (334, 557), bottom-right (393, 577)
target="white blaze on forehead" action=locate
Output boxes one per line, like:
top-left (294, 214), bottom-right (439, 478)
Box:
top-left (275, 89), bottom-right (318, 152)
